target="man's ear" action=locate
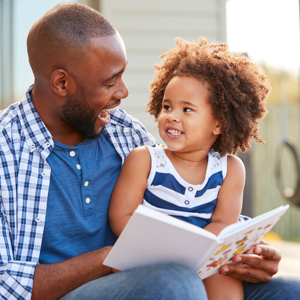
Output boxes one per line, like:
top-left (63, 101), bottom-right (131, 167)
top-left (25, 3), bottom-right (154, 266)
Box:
top-left (51, 69), bottom-right (74, 97)
top-left (213, 121), bottom-right (222, 136)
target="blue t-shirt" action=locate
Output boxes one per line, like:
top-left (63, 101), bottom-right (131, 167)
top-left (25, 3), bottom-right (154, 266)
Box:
top-left (39, 132), bottom-right (121, 264)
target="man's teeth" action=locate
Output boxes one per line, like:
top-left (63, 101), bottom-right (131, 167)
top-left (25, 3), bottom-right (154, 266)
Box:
top-left (99, 109), bottom-right (110, 121)
top-left (167, 129), bottom-right (182, 135)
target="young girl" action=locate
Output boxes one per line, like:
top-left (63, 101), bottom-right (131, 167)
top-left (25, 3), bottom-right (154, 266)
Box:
top-left (109, 37), bottom-right (270, 300)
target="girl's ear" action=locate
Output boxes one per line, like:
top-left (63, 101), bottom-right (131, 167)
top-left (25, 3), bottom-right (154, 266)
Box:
top-left (213, 121), bottom-right (222, 136)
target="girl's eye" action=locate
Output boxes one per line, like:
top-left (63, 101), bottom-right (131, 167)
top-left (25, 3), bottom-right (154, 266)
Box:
top-left (184, 108), bottom-right (192, 112)
top-left (163, 105), bottom-right (171, 111)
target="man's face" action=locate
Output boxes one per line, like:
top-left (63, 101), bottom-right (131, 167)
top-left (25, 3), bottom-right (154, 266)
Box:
top-left (63, 32), bottom-right (128, 139)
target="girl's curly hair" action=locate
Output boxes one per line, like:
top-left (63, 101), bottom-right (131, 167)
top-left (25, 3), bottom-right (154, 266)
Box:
top-left (146, 37), bottom-right (270, 156)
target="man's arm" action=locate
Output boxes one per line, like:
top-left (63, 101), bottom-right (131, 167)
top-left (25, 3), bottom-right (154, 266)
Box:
top-left (32, 246), bottom-right (113, 300)
top-left (219, 240), bottom-right (281, 283)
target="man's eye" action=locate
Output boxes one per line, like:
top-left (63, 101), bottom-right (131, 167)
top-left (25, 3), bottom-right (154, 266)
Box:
top-left (184, 108), bottom-right (192, 112)
top-left (107, 82), bottom-right (116, 87)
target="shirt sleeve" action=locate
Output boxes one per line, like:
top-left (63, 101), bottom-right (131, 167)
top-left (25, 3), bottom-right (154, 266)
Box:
top-left (239, 215), bottom-right (250, 222)
top-left (0, 212), bottom-right (37, 300)
top-left (131, 116), bottom-right (158, 147)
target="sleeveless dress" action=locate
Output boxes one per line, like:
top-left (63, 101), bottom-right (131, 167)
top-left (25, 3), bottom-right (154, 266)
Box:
top-left (143, 145), bottom-right (227, 228)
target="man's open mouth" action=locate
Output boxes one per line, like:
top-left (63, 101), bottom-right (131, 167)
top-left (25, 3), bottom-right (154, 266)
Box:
top-left (99, 109), bottom-right (110, 121)
top-left (98, 100), bottom-right (121, 122)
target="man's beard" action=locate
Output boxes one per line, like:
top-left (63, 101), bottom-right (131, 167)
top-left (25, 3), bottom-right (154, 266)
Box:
top-left (62, 85), bottom-right (100, 140)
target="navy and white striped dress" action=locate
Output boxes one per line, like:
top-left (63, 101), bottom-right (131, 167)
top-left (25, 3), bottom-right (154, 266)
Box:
top-left (143, 145), bottom-right (227, 228)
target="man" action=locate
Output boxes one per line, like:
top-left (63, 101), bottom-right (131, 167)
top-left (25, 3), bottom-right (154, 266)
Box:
top-left (0, 3), bottom-right (299, 300)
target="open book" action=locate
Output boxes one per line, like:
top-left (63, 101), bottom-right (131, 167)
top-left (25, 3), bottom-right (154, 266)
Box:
top-left (104, 204), bottom-right (289, 279)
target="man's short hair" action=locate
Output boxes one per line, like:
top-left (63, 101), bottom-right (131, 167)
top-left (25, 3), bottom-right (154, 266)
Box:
top-left (27, 2), bottom-right (116, 74)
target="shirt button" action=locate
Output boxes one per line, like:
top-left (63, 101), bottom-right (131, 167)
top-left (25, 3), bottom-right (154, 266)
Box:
top-left (84, 181), bottom-right (89, 187)
top-left (31, 143), bottom-right (35, 148)
top-left (35, 217), bottom-right (40, 223)
top-left (41, 172), bottom-right (46, 177)
top-left (188, 187), bottom-right (193, 192)
top-left (45, 142), bottom-right (50, 148)
top-left (184, 200), bottom-right (190, 205)
top-left (76, 164), bottom-right (81, 170)
top-left (86, 198), bottom-right (91, 204)
top-left (70, 151), bottom-right (76, 157)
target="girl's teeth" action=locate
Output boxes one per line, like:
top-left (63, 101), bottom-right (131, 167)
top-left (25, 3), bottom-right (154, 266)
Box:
top-left (168, 130), bottom-right (182, 135)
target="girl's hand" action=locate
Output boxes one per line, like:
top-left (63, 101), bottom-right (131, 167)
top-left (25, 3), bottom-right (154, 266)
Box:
top-left (219, 240), bottom-right (281, 283)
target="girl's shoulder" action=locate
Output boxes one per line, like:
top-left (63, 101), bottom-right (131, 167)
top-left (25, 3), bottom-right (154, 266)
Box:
top-left (127, 145), bottom-right (151, 159)
top-left (141, 144), bottom-right (166, 157)
top-left (226, 154), bottom-right (245, 173)
top-left (126, 145), bottom-right (165, 166)
top-left (124, 146), bottom-right (151, 167)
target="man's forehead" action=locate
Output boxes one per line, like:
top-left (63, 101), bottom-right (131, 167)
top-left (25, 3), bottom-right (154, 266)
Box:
top-left (83, 34), bottom-right (127, 80)
top-left (90, 32), bottom-right (126, 54)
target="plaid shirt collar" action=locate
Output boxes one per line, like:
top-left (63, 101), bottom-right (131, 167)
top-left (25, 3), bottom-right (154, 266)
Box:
top-left (17, 85), bottom-right (54, 157)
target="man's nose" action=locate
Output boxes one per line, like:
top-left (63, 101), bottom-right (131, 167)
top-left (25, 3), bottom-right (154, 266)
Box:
top-left (115, 78), bottom-right (129, 100)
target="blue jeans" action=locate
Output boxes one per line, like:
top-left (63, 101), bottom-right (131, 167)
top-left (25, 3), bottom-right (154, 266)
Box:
top-left (61, 263), bottom-right (208, 300)
top-left (61, 263), bottom-right (300, 300)
top-left (243, 275), bottom-right (300, 300)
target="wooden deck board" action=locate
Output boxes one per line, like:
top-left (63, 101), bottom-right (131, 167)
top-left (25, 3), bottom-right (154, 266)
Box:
top-left (271, 241), bottom-right (300, 277)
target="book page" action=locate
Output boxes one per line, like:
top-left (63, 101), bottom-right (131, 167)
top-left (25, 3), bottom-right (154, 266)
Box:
top-left (104, 205), bottom-right (218, 271)
top-left (218, 205), bottom-right (289, 239)
top-left (197, 205), bottom-right (289, 279)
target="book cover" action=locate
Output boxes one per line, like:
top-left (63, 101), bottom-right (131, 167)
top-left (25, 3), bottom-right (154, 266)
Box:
top-left (104, 204), bottom-right (289, 279)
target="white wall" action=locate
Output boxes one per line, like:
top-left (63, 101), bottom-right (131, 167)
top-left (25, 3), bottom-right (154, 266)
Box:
top-left (101, 0), bottom-right (227, 141)
top-left (12, 0), bottom-right (77, 102)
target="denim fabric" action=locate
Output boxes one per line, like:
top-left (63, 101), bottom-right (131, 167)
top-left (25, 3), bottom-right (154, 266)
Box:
top-left (243, 275), bottom-right (300, 300)
top-left (61, 263), bottom-right (208, 300)
top-left (61, 267), bottom-right (300, 300)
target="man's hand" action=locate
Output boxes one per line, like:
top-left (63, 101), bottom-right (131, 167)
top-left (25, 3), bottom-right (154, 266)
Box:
top-left (219, 240), bottom-right (281, 283)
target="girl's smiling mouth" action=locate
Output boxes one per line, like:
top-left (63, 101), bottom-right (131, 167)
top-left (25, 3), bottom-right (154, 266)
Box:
top-left (165, 127), bottom-right (184, 139)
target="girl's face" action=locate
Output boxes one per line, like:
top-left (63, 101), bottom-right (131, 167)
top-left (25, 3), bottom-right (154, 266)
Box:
top-left (158, 76), bottom-right (221, 155)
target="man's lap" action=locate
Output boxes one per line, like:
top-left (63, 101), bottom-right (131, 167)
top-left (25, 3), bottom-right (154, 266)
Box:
top-left (61, 263), bottom-right (300, 300)
top-left (243, 275), bottom-right (300, 300)
top-left (60, 262), bottom-right (208, 300)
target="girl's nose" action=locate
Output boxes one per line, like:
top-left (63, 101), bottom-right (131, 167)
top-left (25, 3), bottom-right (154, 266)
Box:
top-left (166, 111), bottom-right (180, 123)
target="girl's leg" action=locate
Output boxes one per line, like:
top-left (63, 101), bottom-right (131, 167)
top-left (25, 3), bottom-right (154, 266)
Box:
top-left (204, 272), bottom-right (243, 300)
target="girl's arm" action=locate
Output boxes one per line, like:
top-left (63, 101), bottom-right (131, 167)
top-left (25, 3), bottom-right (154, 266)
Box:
top-left (109, 146), bottom-right (151, 237)
top-left (204, 155), bottom-right (245, 236)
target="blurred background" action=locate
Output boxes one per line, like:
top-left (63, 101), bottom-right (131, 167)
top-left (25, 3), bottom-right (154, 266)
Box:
top-left (1, 0), bottom-right (300, 246)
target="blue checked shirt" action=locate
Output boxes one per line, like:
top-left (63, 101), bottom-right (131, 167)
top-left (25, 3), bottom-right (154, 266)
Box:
top-left (0, 85), bottom-right (157, 300)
